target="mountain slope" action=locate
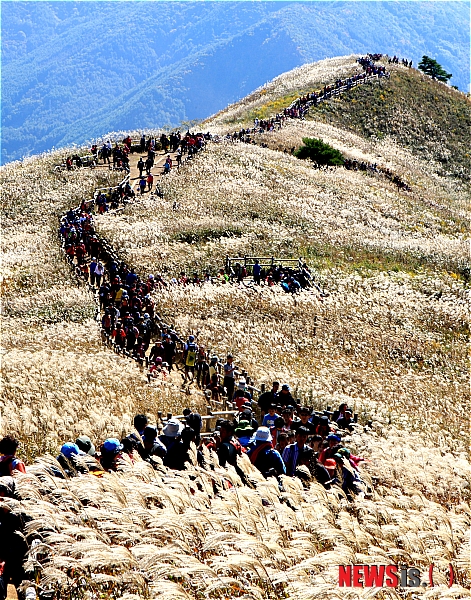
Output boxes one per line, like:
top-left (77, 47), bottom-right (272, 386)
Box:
top-left (1, 55), bottom-right (469, 598)
top-left (2, 0), bottom-right (469, 163)
top-left (208, 58), bottom-right (471, 181)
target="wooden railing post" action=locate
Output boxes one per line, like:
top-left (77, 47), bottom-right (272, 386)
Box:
top-left (206, 405), bottom-right (212, 433)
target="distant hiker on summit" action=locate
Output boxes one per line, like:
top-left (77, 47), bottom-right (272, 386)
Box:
top-left (137, 157), bottom-right (145, 177)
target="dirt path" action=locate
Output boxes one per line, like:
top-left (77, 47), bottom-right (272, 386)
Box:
top-left (7, 585), bottom-right (17, 599)
top-left (94, 148), bottom-right (179, 195)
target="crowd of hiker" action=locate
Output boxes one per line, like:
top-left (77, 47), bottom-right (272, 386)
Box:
top-left (344, 158), bottom-right (412, 191)
top-left (388, 55), bottom-right (413, 67)
top-left (214, 260), bottom-right (325, 295)
top-left (0, 390), bottom-right (367, 597)
top-left (60, 179), bottom-right (327, 371)
top-left (223, 54), bottom-right (411, 192)
top-left (225, 54), bottom-right (390, 144)
top-left (282, 54), bottom-right (389, 120)
top-left (59, 197), bottom-right (324, 371)
top-left (0, 56), bottom-right (401, 600)
top-left (0, 399), bottom-right (365, 490)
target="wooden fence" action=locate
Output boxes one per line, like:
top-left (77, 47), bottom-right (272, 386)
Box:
top-left (287, 72), bottom-right (389, 112)
top-left (225, 255), bottom-right (304, 272)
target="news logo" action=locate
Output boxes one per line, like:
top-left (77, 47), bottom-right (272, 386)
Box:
top-left (338, 564), bottom-right (454, 588)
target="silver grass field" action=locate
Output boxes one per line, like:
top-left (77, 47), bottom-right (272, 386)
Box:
top-left (1, 55), bottom-right (470, 598)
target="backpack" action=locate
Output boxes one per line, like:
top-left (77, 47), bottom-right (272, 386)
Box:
top-left (0, 456), bottom-right (13, 477)
top-left (186, 344), bottom-right (197, 367)
top-left (230, 439), bottom-right (244, 455)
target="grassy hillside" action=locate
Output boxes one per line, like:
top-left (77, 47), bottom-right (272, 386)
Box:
top-left (97, 140), bottom-right (468, 449)
top-left (1, 56), bottom-right (470, 599)
top-left (312, 66), bottom-right (471, 179)
top-left (1, 156), bottom-right (204, 460)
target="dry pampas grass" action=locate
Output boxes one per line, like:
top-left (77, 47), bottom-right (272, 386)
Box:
top-left (1, 55), bottom-right (469, 599)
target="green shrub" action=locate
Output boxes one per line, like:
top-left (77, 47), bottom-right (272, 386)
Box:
top-left (294, 137), bottom-right (344, 166)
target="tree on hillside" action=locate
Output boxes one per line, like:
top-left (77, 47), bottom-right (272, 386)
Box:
top-left (294, 138), bottom-right (344, 166)
top-left (418, 55), bottom-right (452, 83)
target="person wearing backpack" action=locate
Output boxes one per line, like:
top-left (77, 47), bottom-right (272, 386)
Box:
top-left (0, 497), bottom-right (28, 600)
top-left (184, 335), bottom-right (198, 379)
top-left (217, 421), bottom-right (241, 468)
top-left (0, 436), bottom-right (26, 476)
top-left (247, 427), bottom-right (285, 477)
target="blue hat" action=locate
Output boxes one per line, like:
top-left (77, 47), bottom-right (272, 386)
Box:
top-left (188, 335), bottom-right (195, 342)
top-left (327, 433), bottom-right (341, 442)
top-left (61, 443), bottom-right (80, 459)
top-left (103, 438), bottom-right (123, 453)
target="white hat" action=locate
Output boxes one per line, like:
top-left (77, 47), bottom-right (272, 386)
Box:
top-left (238, 379), bottom-right (246, 389)
top-left (162, 419), bottom-right (183, 437)
top-left (254, 427), bottom-right (272, 442)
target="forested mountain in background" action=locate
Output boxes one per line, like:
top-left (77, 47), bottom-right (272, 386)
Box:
top-left (2, 1), bottom-right (469, 164)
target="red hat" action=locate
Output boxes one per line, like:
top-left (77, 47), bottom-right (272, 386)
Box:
top-left (324, 459), bottom-right (337, 470)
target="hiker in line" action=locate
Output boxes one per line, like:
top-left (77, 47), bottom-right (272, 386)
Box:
top-left (337, 410), bottom-right (355, 432)
top-left (164, 427), bottom-right (195, 470)
top-left (195, 349), bottom-right (210, 388)
top-left (89, 257), bottom-right (97, 286)
top-left (206, 373), bottom-right (225, 403)
top-left (100, 438), bottom-right (125, 472)
top-left (318, 434), bottom-right (342, 465)
top-left (290, 407), bottom-right (317, 434)
top-left (247, 427), bottom-right (285, 477)
top-left (282, 427), bottom-right (311, 476)
top-left (94, 261), bottom-right (104, 287)
top-left (163, 155), bottom-right (172, 174)
top-left (183, 408), bottom-right (202, 445)
top-left (0, 488), bottom-right (29, 600)
top-left (0, 437), bottom-right (26, 476)
top-left (217, 420), bottom-right (242, 468)
top-left (75, 435), bottom-right (96, 457)
top-left (140, 426), bottom-right (167, 460)
top-left (234, 421), bottom-right (254, 448)
top-left (137, 157), bottom-right (145, 177)
top-left (147, 172), bottom-right (154, 191)
top-left (253, 260), bottom-right (262, 285)
top-left (159, 420), bottom-right (183, 452)
top-left (257, 381), bottom-right (279, 417)
top-left (278, 384), bottom-right (295, 407)
top-left (223, 354), bottom-right (236, 401)
top-left (183, 335), bottom-right (198, 380)
top-left (270, 417), bottom-right (288, 448)
top-left (262, 404), bottom-right (280, 429)
top-left (232, 378), bottom-right (252, 410)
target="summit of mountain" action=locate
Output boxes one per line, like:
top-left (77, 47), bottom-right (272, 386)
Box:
top-left (206, 56), bottom-right (471, 180)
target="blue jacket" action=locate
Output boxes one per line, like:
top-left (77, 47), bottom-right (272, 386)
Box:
top-left (248, 442), bottom-right (286, 477)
